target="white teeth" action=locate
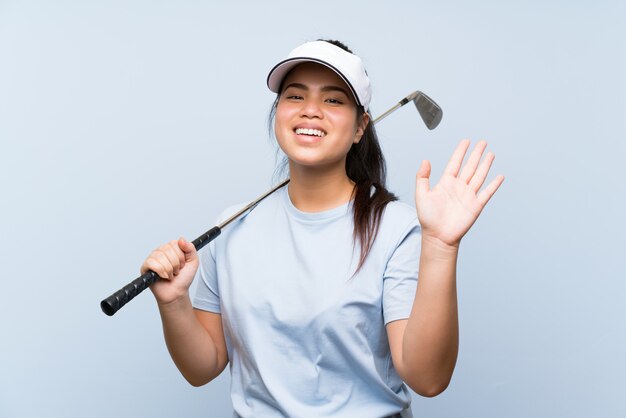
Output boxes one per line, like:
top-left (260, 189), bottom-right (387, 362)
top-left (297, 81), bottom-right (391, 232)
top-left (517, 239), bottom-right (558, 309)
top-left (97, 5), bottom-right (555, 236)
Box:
top-left (295, 128), bottom-right (326, 137)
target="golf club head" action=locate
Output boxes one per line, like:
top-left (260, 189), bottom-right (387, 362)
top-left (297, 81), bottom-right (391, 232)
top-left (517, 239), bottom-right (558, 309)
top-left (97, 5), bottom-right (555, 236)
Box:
top-left (412, 91), bottom-right (443, 130)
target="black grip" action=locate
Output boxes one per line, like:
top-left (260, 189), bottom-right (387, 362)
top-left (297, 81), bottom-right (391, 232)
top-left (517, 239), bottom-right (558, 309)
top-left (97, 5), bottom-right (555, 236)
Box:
top-left (191, 226), bottom-right (221, 251)
top-left (100, 270), bottom-right (160, 316)
top-left (100, 226), bottom-right (222, 316)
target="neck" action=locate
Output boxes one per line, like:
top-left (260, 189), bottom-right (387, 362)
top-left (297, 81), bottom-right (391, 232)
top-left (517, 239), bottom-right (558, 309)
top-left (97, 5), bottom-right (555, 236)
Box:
top-left (287, 162), bottom-right (355, 213)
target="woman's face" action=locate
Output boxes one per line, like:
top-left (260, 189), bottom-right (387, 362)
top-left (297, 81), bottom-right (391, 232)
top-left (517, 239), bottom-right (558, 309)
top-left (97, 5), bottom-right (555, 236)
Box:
top-left (274, 62), bottom-right (368, 170)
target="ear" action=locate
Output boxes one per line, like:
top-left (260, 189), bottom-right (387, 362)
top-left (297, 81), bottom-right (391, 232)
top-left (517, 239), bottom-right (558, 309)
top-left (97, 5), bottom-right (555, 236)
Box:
top-left (354, 112), bottom-right (370, 144)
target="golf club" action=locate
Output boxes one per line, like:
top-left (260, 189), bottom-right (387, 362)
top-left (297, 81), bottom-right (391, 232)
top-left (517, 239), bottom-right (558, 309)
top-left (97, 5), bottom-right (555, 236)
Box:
top-left (100, 90), bottom-right (443, 316)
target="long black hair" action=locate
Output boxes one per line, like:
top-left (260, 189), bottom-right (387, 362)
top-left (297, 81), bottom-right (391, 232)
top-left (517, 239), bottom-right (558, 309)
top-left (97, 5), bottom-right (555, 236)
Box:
top-left (269, 39), bottom-right (397, 271)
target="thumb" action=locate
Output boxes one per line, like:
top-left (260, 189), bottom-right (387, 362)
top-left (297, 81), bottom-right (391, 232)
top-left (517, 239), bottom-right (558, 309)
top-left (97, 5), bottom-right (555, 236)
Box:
top-left (415, 160), bottom-right (431, 197)
top-left (178, 237), bottom-right (198, 262)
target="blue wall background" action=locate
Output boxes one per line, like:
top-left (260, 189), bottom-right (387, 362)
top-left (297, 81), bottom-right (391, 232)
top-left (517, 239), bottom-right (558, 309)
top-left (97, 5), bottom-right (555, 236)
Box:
top-left (1, 1), bottom-right (624, 417)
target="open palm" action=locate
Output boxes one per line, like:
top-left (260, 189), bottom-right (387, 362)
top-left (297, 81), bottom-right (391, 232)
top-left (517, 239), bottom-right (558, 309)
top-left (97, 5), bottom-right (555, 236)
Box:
top-left (415, 140), bottom-right (504, 247)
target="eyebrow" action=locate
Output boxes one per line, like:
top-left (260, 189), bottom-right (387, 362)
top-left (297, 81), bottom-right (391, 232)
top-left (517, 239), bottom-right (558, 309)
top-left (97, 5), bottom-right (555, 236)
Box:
top-left (283, 82), bottom-right (350, 98)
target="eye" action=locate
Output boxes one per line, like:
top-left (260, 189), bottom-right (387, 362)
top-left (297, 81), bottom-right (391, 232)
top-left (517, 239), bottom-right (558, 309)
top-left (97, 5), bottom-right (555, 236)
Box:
top-left (282, 92), bottom-right (303, 101)
top-left (325, 97), bottom-right (344, 105)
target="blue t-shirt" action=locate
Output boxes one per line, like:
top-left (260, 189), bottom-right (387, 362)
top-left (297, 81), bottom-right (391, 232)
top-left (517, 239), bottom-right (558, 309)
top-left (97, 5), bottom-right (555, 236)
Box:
top-left (193, 185), bottom-right (420, 418)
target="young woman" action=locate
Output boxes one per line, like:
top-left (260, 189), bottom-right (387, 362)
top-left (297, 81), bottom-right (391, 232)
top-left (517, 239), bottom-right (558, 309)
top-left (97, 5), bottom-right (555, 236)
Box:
top-left (141, 40), bottom-right (504, 418)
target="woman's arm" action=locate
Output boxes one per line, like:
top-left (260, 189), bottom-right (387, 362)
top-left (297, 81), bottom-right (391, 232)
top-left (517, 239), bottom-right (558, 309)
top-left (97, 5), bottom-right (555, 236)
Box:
top-left (158, 299), bottom-right (228, 386)
top-left (143, 238), bottom-right (228, 386)
top-left (386, 237), bottom-right (459, 397)
top-left (387, 140), bottom-right (504, 396)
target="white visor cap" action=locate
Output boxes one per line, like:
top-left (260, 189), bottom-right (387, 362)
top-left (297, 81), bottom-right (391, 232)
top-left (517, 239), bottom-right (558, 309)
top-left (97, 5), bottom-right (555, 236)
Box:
top-left (267, 41), bottom-right (371, 111)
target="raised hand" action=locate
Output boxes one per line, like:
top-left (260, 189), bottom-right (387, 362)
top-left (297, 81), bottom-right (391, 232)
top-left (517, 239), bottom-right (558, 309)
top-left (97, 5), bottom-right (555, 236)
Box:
top-left (415, 140), bottom-right (504, 248)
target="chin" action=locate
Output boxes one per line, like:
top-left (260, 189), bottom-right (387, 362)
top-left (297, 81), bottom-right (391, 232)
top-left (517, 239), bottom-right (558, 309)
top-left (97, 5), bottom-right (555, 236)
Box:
top-left (288, 157), bottom-right (327, 168)
top-left (280, 144), bottom-right (348, 171)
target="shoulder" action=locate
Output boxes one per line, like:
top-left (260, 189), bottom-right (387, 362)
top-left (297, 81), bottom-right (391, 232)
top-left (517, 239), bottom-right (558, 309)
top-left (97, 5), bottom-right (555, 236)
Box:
top-left (215, 202), bottom-right (250, 226)
top-left (380, 200), bottom-right (419, 230)
top-left (383, 199), bottom-right (417, 218)
top-left (215, 184), bottom-right (286, 226)
top-left (375, 199), bottom-right (421, 253)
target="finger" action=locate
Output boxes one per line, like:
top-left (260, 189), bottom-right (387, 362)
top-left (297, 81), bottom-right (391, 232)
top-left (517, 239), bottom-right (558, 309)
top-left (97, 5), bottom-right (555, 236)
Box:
top-left (143, 257), bottom-right (171, 280)
top-left (152, 250), bottom-right (175, 280)
top-left (415, 160), bottom-right (431, 197)
top-left (468, 152), bottom-right (495, 193)
top-left (443, 139), bottom-right (471, 177)
top-left (162, 242), bottom-right (183, 276)
top-left (459, 140), bottom-right (487, 183)
top-left (178, 237), bottom-right (198, 263)
top-left (477, 175), bottom-right (505, 206)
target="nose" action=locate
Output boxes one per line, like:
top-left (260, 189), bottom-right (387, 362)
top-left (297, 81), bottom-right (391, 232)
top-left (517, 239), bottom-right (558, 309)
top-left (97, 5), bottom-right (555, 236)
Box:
top-left (300, 97), bottom-right (323, 119)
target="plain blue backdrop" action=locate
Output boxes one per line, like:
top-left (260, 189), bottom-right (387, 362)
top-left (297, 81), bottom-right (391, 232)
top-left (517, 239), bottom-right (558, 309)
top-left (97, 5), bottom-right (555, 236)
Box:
top-left (1, 1), bottom-right (624, 417)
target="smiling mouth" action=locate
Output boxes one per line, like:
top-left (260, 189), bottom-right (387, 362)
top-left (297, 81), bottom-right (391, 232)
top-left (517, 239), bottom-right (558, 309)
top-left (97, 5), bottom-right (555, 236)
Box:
top-left (295, 128), bottom-right (326, 138)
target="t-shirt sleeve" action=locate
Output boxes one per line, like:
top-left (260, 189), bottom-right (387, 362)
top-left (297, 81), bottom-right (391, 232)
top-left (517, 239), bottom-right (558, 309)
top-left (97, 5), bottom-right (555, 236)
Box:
top-left (382, 219), bottom-right (421, 325)
top-left (192, 240), bottom-right (221, 313)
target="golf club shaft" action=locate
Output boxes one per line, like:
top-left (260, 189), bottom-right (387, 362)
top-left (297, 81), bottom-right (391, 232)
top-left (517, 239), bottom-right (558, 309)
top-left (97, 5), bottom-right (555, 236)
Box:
top-left (100, 91), bottom-right (439, 316)
top-left (100, 179), bottom-right (290, 316)
top-left (372, 102), bottom-right (402, 124)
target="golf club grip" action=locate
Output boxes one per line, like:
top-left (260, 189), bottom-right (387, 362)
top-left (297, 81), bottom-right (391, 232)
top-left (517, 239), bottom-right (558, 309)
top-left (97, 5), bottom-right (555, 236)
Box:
top-left (191, 226), bottom-right (222, 251)
top-left (100, 270), bottom-right (160, 316)
top-left (100, 226), bottom-right (222, 316)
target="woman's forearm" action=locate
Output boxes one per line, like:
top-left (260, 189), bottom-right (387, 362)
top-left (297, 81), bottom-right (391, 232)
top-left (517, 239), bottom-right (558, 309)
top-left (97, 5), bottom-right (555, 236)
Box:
top-left (401, 235), bottom-right (460, 395)
top-left (158, 295), bottom-right (226, 386)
